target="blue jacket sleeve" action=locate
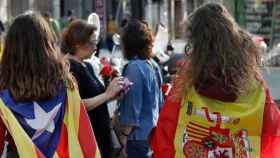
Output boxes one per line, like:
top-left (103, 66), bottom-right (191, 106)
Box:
top-left (119, 63), bottom-right (143, 127)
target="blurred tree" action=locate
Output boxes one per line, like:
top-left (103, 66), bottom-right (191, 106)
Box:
top-left (234, 0), bottom-right (246, 28)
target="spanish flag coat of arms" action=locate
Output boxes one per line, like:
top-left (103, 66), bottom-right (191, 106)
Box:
top-left (151, 79), bottom-right (280, 158)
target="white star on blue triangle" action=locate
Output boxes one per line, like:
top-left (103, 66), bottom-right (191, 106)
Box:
top-left (25, 101), bottom-right (61, 140)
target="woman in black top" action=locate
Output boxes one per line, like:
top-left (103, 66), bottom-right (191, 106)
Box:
top-left (61, 20), bottom-right (125, 158)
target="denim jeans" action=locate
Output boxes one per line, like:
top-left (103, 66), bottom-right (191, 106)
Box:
top-left (127, 140), bottom-right (152, 158)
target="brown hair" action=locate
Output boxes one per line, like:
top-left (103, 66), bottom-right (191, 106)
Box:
top-left (61, 20), bottom-right (96, 55)
top-left (0, 12), bottom-right (69, 101)
top-left (177, 3), bottom-right (261, 98)
top-left (121, 19), bottom-right (153, 60)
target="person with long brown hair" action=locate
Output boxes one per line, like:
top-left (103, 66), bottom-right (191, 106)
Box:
top-left (150, 3), bottom-right (280, 158)
top-left (0, 12), bottom-right (100, 158)
top-left (61, 20), bottom-right (126, 158)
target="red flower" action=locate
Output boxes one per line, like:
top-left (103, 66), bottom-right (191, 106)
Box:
top-left (100, 64), bottom-right (113, 77)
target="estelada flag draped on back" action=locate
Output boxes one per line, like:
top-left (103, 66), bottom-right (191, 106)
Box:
top-left (150, 79), bottom-right (280, 158)
top-left (0, 86), bottom-right (100, 158)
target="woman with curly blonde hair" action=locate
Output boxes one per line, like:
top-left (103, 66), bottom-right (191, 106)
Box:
top-left (150, 3), bottom-right (280, 158)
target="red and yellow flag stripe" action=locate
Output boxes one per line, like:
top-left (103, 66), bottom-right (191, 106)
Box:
top-left (0, 87), bottom-right (100, 158)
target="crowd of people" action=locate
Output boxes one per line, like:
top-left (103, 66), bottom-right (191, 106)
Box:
top-left (0, 2), bottom-right (279, 158)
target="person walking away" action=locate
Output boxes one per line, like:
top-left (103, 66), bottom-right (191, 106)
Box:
top-left (0, 12), bottom-right (100, 158)
top-left (119, 19), bottom-right (163, 158)
top-left (150, 2), bottom-right (280, 158)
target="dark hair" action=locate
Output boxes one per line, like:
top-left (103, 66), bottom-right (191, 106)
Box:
top-left (177, 3), bottom-right (261, 97)
top-left (0, 12), bottom-right (70, 101)
top-left (121, 19), bottom-right (153, 60)
top-left (61, 20), bottom-right (96, 55)
top-left (42, 11), bottom-right (51, 18)
top-left (120, 18), bottom-right (128, 28)
top-left (67, 10), bottom-right (74, 17)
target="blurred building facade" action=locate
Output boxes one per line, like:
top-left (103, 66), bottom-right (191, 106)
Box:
top-left (1, 0), bottom-right (279, 47)
top-left (0, 0), bottom-right (91, 21)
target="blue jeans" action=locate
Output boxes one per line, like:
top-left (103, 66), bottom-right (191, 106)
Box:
top-left (127, 140), bottom-right (152, 158)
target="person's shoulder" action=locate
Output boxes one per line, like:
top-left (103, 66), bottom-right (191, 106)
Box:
top-left (68, 59), bottom-right (86, 73)
top-left (122, 60), bottom-right (145, 75)
top-left (69, 59), bottom-right (81, 67)
top-left (126, 59), bottom-right (145, 68)
top-left (129, 59), bottom-right (146, 64)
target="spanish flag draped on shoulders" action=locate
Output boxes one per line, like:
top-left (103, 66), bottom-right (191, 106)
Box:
top-left (150, 77), bottom-right (280, 158)
top-left (0, 84), bottom-right (100, 158)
